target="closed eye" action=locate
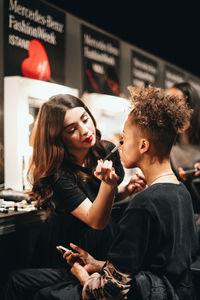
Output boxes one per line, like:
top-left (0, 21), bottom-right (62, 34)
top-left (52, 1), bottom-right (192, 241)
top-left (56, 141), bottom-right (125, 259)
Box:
top-left (83, 117), bottom-right (89, 123)
top-left (67, 127), bottom-right (77, 134)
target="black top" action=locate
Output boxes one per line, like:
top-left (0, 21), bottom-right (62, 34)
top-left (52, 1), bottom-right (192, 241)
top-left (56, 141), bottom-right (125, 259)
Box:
top-left (49, 140), bottom-right (124, 260)
top-left (108, 182), bottom-right (199, 286)
top-left (53, 140), bottom-right (124, 212)
top-left (32, 140), bottom-right (125, 267)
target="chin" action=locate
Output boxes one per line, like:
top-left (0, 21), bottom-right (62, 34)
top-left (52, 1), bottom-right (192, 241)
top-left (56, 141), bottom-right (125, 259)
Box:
top-left (121, 161), bottom-right (130, 169)
top-left (125, 165), bottom-right (133, 169)
top-left (92, 137), bottom-right (96, 146)
top-left (90, 139), bottom-right (96, 147)
top-left (123, 161), bottom-right (136, 169)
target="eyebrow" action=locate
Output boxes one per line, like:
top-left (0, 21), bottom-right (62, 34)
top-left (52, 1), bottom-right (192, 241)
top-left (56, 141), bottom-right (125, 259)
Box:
top-left (63, 112), bottom-right (87, 130)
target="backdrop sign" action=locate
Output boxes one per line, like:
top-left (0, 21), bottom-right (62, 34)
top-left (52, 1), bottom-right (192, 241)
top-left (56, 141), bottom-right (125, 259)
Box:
top-left (163, 65), bottom-right (185, 89)
top-left (81, 25), bottom-right (121, 96)
top-left (4, 0), bottom-right (65, 84)
top-left (131, 50), bottom-right (158, 87)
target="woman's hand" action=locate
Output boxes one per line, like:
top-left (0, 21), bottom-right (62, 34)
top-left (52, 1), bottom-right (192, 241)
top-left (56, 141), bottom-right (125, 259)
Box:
top-left (126, 173), bottom-right (146, 194)
top-left (116, 173), bottom-right (147, 201)
top-left (70, 262), bottom-right (90, 286)
top-left (94, 159), bottom-right (119, 186)
top-left (178, 167), bottom-right (191, 181)
top-left (194, 162), bottom-right (200, 177)
top-left (178, 165), bottom-right (200, 181)
top-left (63, 243), bottom-right (105, 274)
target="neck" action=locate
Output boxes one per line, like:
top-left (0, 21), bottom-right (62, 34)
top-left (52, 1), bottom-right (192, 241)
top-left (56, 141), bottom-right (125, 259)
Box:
top-left (70, 149), bottom-right (89, 166)
top-left (182, 132), bottom-right (189, 144)
top-left (139, 158), bottom-right (177, 186)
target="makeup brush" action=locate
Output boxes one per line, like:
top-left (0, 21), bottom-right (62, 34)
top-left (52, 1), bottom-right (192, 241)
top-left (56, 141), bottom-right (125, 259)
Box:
top-left (103, 140), bottom-right (123, 162)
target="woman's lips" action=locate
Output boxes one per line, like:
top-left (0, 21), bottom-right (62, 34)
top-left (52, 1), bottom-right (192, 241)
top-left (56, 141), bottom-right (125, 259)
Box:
top-left (83, 135), bottom-right (93, 143)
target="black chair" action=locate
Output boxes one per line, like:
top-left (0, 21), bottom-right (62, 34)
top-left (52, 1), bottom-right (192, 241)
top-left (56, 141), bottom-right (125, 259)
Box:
top-left (191, 179), bottom-right (200, 213)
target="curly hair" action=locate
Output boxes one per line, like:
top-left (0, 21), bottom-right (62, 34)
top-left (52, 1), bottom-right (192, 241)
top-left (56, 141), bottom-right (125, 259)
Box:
top-left (127, 85), bottom-right (193, 160)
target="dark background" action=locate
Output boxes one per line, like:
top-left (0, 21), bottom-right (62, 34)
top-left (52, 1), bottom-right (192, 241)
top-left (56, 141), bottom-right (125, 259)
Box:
top-left (44, 0), bottom-right (200, 79)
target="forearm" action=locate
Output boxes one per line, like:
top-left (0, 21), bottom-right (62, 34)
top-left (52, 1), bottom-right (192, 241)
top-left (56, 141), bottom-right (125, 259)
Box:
top-left (88, 182), bottom-right (117, 229)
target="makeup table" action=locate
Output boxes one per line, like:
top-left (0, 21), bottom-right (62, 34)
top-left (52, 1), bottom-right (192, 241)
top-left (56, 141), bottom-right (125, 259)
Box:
top-left (0, 209), bottom-right (44, 293)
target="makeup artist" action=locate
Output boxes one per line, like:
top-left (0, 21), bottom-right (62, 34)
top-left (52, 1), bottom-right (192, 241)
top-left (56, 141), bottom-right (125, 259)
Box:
top-left (27, 94), bottom-right (146, 267)
top-left (0, 94), bottom-right (146, 299)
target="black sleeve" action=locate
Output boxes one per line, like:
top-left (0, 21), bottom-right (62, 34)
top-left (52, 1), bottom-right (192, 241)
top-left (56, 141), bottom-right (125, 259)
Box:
top-left (53, 174), bottom-right (87, 212)
top-left (107, 207), bottom-right (151, 274)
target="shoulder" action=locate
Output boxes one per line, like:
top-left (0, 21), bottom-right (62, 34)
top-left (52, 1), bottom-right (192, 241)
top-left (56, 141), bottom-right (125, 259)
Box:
top-left (54, 171), bottom-right (77, 190)
top-left (128, 182), bottom-right (191, 211)
top-left (128, 188), bottom-right (152, 210)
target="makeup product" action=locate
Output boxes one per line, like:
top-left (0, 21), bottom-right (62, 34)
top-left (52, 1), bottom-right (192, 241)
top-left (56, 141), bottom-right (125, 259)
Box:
top-left (57, 245), bottom-right (71, 253)
top-left (0, 207), bottom-right (8, 214)
top-left (56, 245), bottom-right (86, 264)
top-left (103, 140), bottom-right (123, 162)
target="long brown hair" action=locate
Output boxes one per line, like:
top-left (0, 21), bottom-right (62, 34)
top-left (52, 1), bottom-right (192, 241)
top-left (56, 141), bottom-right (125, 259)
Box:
top-left (27, 94), bottom-right (106, 214)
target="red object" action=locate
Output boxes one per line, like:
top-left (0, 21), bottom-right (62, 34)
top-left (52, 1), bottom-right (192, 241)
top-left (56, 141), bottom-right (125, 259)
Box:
top-left (85, 69), bottom-right (99, 92)
top-left (83, 135), bottom-right (93, 143)
top-left (21, 39), bottom-right (51, 81)
top-left (107, 79), bottom-right (120, 96)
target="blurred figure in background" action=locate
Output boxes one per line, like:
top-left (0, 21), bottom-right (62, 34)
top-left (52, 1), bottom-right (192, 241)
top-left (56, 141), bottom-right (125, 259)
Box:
top-left (168, 82), bottom-right (200, 212)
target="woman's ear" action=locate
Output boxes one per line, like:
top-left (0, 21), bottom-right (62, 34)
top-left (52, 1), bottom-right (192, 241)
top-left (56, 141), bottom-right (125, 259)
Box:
top-left (139, 138), bottom-right (149, 154)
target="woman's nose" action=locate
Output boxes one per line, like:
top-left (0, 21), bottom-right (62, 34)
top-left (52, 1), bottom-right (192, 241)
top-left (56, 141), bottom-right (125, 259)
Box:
top-left (80, 123), bottom-right (89, 135)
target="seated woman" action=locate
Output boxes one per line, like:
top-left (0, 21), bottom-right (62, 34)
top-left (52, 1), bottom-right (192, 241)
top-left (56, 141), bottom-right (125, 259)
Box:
top-left (64, 85), bottom-right (199, 300)
top-left (27, 94), bottom-right (146, 267)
